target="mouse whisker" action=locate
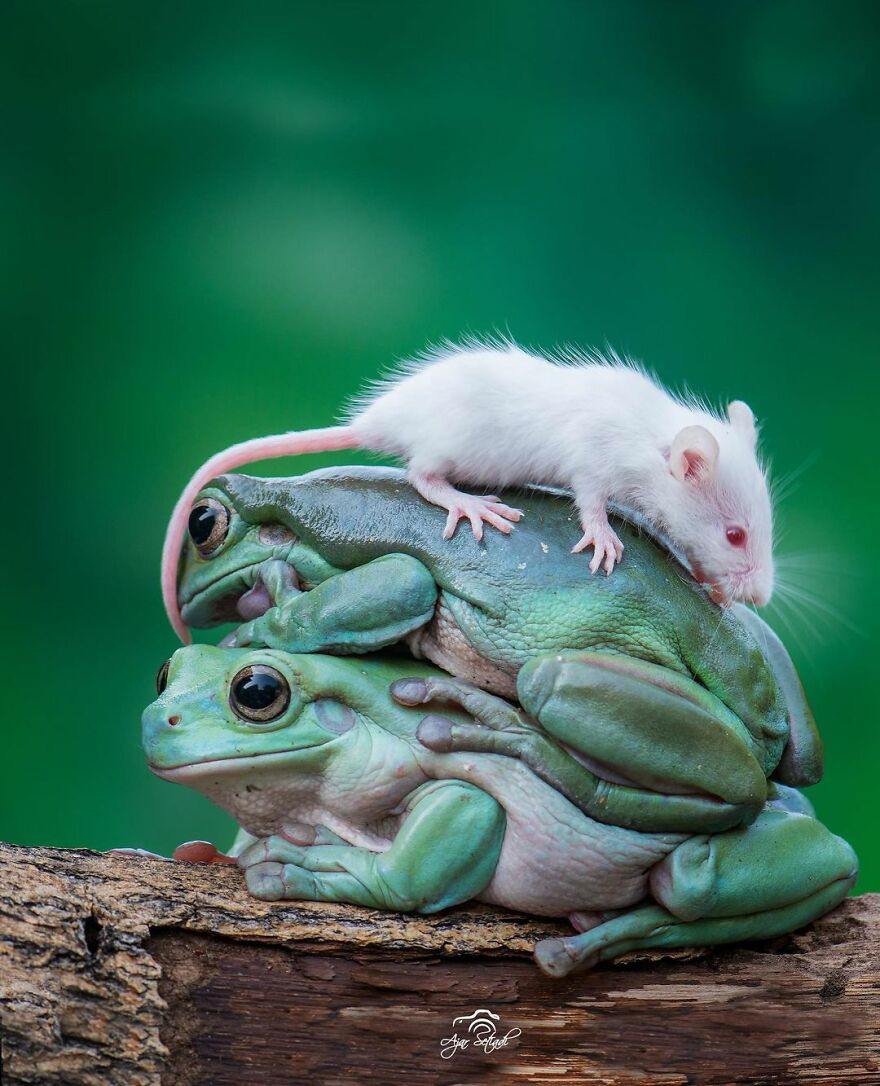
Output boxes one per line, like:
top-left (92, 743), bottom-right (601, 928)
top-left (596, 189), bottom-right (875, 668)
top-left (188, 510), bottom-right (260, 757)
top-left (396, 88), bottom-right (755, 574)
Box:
top-left (770, 451), bottom-right (820, 507)
top-left (776, 550), bottom-right (859, 580)
top-left (763, 594), bottom-right (817, 665)
top-left (773, 577), bottom-right (865, 638)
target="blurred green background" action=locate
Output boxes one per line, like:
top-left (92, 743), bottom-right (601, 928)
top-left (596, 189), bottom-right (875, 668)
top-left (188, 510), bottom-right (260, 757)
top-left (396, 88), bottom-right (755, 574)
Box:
top-left (3, 1), bottom-right (878, 888)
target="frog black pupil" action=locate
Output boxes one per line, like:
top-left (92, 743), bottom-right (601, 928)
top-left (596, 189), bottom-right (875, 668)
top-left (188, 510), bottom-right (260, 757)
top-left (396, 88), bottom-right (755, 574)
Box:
top-left (235, 672), bottom-right (281, 710)
top-left (189, 506), bottom-right (216, 546)
top-left (229, 665), bottom-right (290, 723)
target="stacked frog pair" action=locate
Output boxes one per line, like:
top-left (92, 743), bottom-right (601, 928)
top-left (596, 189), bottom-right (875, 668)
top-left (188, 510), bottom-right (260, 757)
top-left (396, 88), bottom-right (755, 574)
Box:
top-left (145, 465), bottom-right (857, 977)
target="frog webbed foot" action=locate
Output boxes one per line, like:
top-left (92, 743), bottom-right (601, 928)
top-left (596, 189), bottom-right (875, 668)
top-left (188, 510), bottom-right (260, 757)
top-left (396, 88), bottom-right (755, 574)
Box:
top-left (237, 826), bottom-right (348, 868)
top-left (237, 829), bottom-right (350, 902)
top-left (244, 860), bottom-right (319, 901)
top-left (225, 559), bottom-right (304, 648)
top-left (390, 675), bottom-right (542, 760)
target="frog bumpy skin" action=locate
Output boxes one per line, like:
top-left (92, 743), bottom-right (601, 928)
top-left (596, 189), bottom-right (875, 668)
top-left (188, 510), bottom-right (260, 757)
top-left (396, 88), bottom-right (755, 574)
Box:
top-left (143, 647), bottom-right (856, 978)
top-left (171, 467), bottom-right (821, 831)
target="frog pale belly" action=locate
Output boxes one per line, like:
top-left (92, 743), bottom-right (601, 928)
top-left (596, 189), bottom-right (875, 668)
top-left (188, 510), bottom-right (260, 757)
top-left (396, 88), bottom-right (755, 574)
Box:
top-left (433, 754), bottom-right (686, 917)
top-left (407, 595), bottom-right (517, 698)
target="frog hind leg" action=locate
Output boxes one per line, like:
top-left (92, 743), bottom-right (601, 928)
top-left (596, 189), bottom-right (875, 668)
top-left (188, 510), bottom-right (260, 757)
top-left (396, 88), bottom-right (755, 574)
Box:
top-left (518, 650), bottom-right (769, 813)
top-left (534, 807), bottom-right (857, 978)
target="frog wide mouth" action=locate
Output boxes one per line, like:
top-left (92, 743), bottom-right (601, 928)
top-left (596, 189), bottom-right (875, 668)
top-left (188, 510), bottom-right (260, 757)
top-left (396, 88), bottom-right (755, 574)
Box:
top-left (179, 560), bottom-right (272, 625)
top-left (149, 747), bottom-right (321, 780)
top-left (179, 559), bottom-right (263, 607)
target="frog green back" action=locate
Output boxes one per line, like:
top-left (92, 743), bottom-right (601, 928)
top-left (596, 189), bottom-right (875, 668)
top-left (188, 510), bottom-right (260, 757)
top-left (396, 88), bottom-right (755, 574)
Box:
top-left (218, 466), bottom-right (695, 616)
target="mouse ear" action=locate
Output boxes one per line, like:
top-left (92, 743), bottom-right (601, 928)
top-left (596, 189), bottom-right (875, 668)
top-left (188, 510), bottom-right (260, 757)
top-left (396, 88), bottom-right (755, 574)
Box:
top-left (669, 425), bottom-right (719, 484)
top-left (727, 400), bottom-right (757, 446)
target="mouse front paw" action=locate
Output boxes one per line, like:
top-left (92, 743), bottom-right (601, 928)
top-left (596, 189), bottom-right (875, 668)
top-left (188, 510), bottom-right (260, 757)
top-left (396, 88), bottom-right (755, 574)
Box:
top-left (571, 523), bottom-right (624, 575)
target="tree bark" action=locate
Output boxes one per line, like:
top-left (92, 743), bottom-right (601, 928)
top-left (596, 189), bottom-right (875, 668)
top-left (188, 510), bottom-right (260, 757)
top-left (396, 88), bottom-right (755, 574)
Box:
top-left (1, 842), bottom-right (877, 1086)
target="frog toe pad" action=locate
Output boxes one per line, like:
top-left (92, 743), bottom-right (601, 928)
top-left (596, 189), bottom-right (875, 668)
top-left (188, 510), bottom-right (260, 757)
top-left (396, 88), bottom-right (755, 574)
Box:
top-left (534, 936), bottom-right (597, 978)
top-left (416, 715), bottom-right (455, 752)
top-left (245, 861), bottom-right (286, 900)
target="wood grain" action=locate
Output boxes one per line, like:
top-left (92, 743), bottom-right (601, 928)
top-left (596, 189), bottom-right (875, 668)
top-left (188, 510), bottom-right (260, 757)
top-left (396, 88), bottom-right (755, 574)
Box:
top-left (1, 843), bottom-right (877, 1085)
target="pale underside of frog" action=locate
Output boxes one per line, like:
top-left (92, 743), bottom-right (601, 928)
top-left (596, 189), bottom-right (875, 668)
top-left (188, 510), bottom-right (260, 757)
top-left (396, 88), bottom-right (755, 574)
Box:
top-left (171, 466), bottom-right (823, 835)
top-left (143, 646), bottom-right (857, 978)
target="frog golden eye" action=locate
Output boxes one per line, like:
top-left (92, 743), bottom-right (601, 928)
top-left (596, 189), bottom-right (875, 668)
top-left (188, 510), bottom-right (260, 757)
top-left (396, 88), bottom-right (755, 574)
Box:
top-left (156, 659), bottom-right (170, 695)
top-left (188, 498), bottom-right (231, 557)
top-left (230, 665), bottom-right (291, 723)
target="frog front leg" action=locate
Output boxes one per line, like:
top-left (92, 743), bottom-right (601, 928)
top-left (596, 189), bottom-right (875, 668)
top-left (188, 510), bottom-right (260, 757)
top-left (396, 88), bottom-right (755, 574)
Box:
top-left (238, 780), bottom-right (505, 914)
top-left (396, 652), bottom-right (768, 834)
top-left (534, 806), bottom-right (858, 977)
top-left (228, 553), bottom-right (438, 654)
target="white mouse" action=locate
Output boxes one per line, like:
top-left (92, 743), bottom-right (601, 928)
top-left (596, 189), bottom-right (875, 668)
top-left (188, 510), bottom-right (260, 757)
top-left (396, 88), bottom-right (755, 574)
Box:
top-left (161, 341), bottom-right (774, 641)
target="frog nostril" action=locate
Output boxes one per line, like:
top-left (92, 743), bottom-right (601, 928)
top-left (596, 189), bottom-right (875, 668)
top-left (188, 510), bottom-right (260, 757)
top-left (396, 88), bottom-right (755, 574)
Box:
top-left (168, 715), bottom-right (181, 727)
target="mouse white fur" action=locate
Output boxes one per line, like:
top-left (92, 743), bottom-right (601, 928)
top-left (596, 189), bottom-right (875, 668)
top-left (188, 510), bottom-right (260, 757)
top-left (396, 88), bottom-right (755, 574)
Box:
top-left (162, 341), bottom-right (774, 642)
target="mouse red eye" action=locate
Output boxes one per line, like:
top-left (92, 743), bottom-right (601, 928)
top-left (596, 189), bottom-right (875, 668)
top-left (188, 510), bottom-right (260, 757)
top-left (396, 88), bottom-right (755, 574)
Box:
top-left (726, 526), bottom-right (747, 548)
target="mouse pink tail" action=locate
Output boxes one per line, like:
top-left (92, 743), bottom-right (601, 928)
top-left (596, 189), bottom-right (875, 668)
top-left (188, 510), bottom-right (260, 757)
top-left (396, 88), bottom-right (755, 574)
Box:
top-left (161, 425), bottom-right (361, 643)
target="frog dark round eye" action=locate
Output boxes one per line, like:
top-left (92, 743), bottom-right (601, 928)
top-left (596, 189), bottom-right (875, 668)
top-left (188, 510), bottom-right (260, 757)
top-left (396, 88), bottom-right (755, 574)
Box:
top-left (726, 526), bottom-right (747, 548)
top-left (156, 659), bottom-right (171, 695)
top-left (230, 665), bottom-right (290, 723)
top-left (188, 498), bottom-right (230, 557)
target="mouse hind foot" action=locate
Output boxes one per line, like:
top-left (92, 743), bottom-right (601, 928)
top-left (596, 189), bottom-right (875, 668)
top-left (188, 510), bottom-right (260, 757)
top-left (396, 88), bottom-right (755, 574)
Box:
top-left (409, 471), bottom-right (523, 541)
top-left (571, 517), bottom-right (624, 575)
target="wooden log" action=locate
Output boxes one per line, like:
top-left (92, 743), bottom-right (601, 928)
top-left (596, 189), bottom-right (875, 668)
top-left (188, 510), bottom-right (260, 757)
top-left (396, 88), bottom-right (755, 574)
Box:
top-left (0, 842), bottom-right (877, 1085)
